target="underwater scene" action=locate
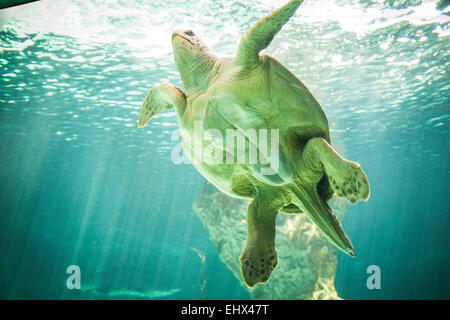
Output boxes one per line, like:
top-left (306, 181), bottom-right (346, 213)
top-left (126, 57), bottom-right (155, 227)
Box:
top-left (0, 0), bottom-right (449, 300)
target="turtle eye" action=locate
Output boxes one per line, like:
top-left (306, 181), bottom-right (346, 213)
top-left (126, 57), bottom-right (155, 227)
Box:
top-left (184, 30), bottom-right (195, 36)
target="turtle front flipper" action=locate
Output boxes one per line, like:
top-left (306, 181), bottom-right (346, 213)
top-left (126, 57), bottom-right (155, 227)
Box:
top-left (138, 82), bottom-right (186, 128)
top-left (240, 190), bottom-right (287, 288)
top-left (236, 0), bottom-right (304, 67)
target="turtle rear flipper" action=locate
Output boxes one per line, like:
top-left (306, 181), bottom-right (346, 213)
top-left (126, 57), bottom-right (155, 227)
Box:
top-left (240, 190), bottom-right (288, 287)
top-left (301, 137), bottom-right (370, 204)
top-left (328, 160), bottom-right (370, 204)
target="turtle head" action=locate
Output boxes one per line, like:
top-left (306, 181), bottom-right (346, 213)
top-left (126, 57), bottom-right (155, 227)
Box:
top-left (172, 29), bottom-right (214, 91)
top-left (172, 29), bottom-right (209, 55)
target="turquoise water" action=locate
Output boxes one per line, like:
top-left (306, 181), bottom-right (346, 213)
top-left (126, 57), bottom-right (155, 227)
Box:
top-left (0, 0), bottom-right (449, 299)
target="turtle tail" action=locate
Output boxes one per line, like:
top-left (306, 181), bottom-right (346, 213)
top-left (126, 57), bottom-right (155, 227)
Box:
top-left (289, 182), bottom-right (356, 257)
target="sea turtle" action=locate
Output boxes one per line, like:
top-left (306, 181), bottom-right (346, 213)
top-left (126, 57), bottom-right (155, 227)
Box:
top-left (138, 0), bottom-right (370, 288)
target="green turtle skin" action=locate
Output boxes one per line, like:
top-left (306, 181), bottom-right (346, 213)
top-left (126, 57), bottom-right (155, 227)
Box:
top-left (138, 0), bottom-right (370, 288)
